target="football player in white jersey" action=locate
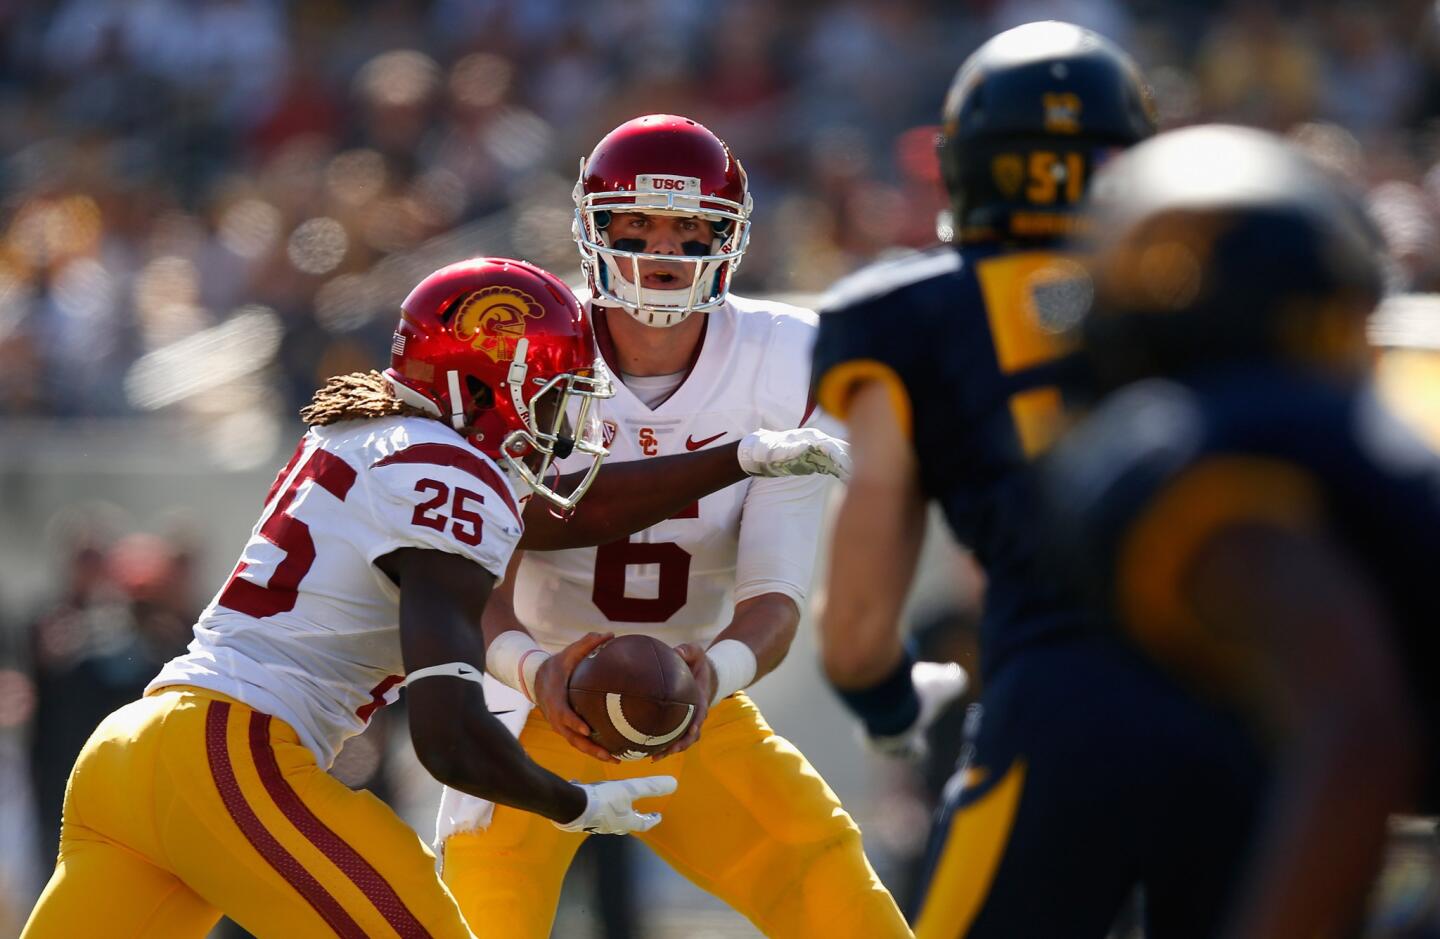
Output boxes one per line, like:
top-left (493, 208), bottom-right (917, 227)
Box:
top-left (23, 256), bottom-right (837, 939)
top-left (437, 116), bottom-right (912, 939)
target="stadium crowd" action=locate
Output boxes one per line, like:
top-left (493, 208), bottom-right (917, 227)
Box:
top-left (0, 0), bottom-right (1436, 422)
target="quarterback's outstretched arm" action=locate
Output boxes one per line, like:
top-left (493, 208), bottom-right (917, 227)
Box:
top-left (379, 547), bottom-right (674, 831)
top-left (523, 444), bottom-right (747, 550)
top-left (521, 429), bottom-right (851, 550)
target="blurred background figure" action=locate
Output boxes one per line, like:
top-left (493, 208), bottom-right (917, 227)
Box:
top-left (0, 2), bottom-right (1437, 937)
top-left (27, 521), bottom-right (200, 867)
top-left (1040, 123), bottom-right (1404, 939)
top-left (0, 0), bottom-right (1434, 428)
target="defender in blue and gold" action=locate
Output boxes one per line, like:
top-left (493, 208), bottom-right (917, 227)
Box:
top-left (1043, 125), bottom-right (1425, 938)
top-left (813, 23), bottom-right (1265, 939)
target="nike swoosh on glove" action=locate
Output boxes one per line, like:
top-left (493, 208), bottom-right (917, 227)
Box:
top-left (737, 428), bottom-right (853, 481)
top-left (864, 661), bottom-right (969, 762)
top-left (554, 775), bottom-right (678, 835)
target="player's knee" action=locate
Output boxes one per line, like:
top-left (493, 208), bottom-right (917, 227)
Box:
top-left (756, 827), bottom-right (895, 929)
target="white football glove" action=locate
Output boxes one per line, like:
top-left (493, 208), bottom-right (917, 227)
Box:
top-left (864, 661), bottom-right (969, 762)
top-left (554, 775), bottom-right (677, 835)
top-left (737, 428), bottom-right (852, 481)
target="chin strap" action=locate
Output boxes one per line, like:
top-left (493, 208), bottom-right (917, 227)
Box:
top-left (446, 370), bottom-right (466, 429)
top-left (506, 338), bottom-right (532, 425)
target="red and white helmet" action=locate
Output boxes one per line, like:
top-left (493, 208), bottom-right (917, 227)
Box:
top-left (384, 257), bottom-right (614, 510)
top-left (573, 114), bottom-right (752, 327)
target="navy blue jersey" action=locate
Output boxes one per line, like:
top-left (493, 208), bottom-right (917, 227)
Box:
top-left (1043, 367), bottom-right (1440, 798)
top-left (812, 244), bottom-right (1093, 677)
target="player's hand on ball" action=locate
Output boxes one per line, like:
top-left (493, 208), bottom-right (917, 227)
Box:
top-left (554, 775), bottom-right (678, 835)
top-left (865, 661), bottom-right (969, 762)
top-left (656, 642), bottom-right (715, 758)
top-left (738, 428), bottom-right (852, 481)
top-left (534, 631), bottom-right (620, 763)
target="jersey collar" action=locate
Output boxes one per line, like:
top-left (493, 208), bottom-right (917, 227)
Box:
top-left (591, 303), bottom-right (711, 410)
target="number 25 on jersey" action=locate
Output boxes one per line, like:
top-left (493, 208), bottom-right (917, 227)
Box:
top-left (218, 443), bottom-right (489, 618)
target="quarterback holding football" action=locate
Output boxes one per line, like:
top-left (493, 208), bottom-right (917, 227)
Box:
top-left (436, 115), bottom-right (913, 939)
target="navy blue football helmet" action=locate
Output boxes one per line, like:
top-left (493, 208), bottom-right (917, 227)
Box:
top-left (939, 21), bottom-right (1157, 244)
top-left (1075, 124), bottom-right (1387, 389)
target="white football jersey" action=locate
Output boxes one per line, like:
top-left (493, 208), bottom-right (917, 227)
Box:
top-left (512, 294), bottom-right (831, 651)
top-left (149, 416), bottom-right (524, 767)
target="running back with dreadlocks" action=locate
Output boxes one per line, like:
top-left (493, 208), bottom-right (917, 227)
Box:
top-left (300, 370), bottom-right (430, 426)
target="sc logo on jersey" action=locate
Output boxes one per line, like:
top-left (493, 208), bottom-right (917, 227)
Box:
top-left (452, 286), bottom-right (544, 363)
top-left (638, 427), bottom-right (659, 456)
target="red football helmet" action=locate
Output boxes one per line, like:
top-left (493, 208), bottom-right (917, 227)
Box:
top-left (384, 257), bottom-right (614, 510)
top-left (573, 114), bottom-right (752, 327)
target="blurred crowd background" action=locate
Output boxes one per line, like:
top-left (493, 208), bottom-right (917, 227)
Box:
top-left (1, 0), bottom-right (1438, 936)
top-left (2, 0), bottom-right (1439, 425)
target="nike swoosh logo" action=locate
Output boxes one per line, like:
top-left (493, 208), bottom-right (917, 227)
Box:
top-left (489, 709), bottom-right (515, 716)
top-left (685, 432), bottom-right (725, 451)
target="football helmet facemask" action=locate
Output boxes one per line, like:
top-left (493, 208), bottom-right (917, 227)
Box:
top-left (385, 257), bottom-right (614, 511)
top-left (573, 114), bottom-right (752, 328)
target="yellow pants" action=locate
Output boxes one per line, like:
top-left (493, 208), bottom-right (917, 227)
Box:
top-left (23, 686), bottom-right (474, 939)
top-left (441, 692), bottom-right (911, 939)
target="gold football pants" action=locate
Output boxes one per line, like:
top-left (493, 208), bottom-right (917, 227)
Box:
top-left (22, 686), bottom-right (474, 939)
top-left (441, 692), bottom-right (911, 938)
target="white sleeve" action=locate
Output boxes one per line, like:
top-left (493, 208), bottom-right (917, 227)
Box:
top-left (733, 473), bottom-right (831, 607)
top-left (362, 454), bottom-right (524, 581)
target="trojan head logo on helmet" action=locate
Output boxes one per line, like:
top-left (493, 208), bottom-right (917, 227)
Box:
top-left (938, 20), bottom-right (1157, 244)
top-left (385, 258), bottom-right (615, 510)
top-left (573, 114), bottom-right (753, 327)
top-left (1073, 125), bottom-right (1387, 390)
top-left (452, 286), bottom-right (546, 363)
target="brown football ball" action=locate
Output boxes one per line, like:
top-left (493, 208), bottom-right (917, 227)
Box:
top-left (567, 634), bottom-right (702, 760)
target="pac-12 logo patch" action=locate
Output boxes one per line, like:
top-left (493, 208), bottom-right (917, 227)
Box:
top-left (452, 286), bottom-right (544, 363)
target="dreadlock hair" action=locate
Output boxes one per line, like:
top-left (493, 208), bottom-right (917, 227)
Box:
top-left (300, 370), bottom-right (433, 426)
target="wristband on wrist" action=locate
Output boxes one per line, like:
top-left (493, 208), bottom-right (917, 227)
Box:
top-left (830, 642), bottom-right (920, 738)
top-left (400, 662), bottom-right (486, 688)
top-left (704, 638), bottom-right (758, 707)
top-left (487, 630), bottom-right (551, 703)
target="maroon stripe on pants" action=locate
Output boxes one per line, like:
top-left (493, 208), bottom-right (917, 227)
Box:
top-left (248, 712), bottom-right (433, 938)
top-left (205, 702), bottom-right (367, 938)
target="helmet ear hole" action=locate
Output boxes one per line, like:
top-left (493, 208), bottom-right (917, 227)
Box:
top-left (438, 294), bottom-right (466, 324)
top-left (466, 376), bottom-right (495, 411)
top-left (594, 211), bottom-right (612, 230)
